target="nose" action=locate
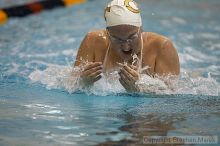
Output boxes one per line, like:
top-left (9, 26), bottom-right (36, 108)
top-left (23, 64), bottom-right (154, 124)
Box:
top-left (121, 43), bottom-right (131, 51)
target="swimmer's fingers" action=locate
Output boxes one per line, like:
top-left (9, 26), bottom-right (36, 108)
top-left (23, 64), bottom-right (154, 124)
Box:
top-left (119, 73), bottom-right (139, 92)
top-left (119, 66), bottom-right (140, 92)
top-left (119, 70), bottom-right (134, 89)
top-left (81, 65), bottom-right (102, 77)
top-left (80, 65), bottom-right (102, 85)
top-left (119, 77), bottom-right (131, 91)
top-left (116, 62), bottom-right (124, 68)
top-left (120, 68), bottom-right (133, 83)
top-left (124, 65), bottom-right (139, 79)
top-left (129, 64), bottom-right (138, 71)
top-left (88, 69), bottom-right (102, 78)
top-left (81, 74), bottom-right (101, 86)
top-left (119, 70), bottom-right (129, 82)
top-left (83, 62), bottom-right (102, 72)
top-left (121, 67), bottom-right (139, 84)
top-left (91, 75), bottom-right (102, 83)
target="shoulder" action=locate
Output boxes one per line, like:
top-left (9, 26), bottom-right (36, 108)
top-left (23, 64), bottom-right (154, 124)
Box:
top-left (144, 33), bottom-right (179, 75)
top-left (84, 30), bottom-right (109, 51)
top-left (143, 32), bottom-right (178, 56)
top-left (143, 32), bottom-right (177, 55)
top-left (74, 30), bottom-right (109, 66)
top-left (142, 32), bottom-right (169, 48)
top-left (85, 30), bottom-right (108, 44)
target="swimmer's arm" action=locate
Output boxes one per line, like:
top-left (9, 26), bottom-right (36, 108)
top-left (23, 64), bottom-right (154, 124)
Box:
top-left (74, 33), bottom-right (95, 67)
top-left (155, 39), bottom-right (180, 75)
top-left (73, 32), bottom-right (103, 86)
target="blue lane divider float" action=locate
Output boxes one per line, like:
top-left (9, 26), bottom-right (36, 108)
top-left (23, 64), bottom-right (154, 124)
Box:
top-left (0, 0), bottom-right (85, 24)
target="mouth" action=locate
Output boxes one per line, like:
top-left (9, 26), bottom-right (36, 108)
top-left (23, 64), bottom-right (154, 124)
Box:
top-left (122, 49), bottom-right (132, 55)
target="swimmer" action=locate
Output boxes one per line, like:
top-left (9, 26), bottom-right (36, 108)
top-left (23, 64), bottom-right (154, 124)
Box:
top-left (73, 0), bottom-right (180, 92)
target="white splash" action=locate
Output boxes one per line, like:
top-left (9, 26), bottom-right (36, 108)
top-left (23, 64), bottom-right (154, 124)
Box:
top-left (28, 64), bottom-right (219, 96)
top-left (29, 64), bottom-right (81, 92)
top-left (136, 74), bottom-right (168, 93)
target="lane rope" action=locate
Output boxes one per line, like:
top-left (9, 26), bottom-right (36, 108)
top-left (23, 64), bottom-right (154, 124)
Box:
top-left (0, 0), bottom-right (85, 24)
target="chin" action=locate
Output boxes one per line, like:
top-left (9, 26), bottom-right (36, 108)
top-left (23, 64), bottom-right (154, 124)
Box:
top-left (120, 53), bottom-right (133, 62)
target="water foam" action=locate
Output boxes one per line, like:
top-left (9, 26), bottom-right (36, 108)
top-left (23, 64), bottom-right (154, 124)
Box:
top-left (28, 65), bottom-right (220, 96)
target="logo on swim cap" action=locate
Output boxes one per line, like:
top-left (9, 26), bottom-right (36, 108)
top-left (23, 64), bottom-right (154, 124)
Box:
top-left (124, 0), bottom-right (140, 13)
top-left (104, 7), bottom-right (111, 21)
top-left (104, 0), bottom-right (142, 27)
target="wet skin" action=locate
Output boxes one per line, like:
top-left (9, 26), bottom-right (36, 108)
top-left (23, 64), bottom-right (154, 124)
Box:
top-left (74, 25), bottom-right (180, 91)
top-left (106, 25), bottom-right (142, 62)
top-left (107, 25), bottom-right (142, 92)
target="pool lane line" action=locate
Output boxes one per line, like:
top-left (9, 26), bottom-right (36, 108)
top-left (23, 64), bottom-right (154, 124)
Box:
top-left (0, 10), bottom-right (8, 24)
top-left (0, 0), bottom-right (86, 25)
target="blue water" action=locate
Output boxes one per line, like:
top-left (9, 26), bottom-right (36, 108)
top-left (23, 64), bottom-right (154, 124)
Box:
top-left (0, 0), bottom-right (220, 145)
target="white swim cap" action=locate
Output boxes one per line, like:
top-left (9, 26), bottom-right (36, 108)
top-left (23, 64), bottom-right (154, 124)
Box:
top-left (104, 0), bottom-right (142, 27)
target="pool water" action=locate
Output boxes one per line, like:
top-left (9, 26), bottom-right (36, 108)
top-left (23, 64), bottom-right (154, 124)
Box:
top-left (0, 0), bottom-right (220, 145)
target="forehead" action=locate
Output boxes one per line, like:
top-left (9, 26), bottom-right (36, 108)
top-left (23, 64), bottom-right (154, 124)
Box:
top-left (107, 25), bottom-right (139, 36)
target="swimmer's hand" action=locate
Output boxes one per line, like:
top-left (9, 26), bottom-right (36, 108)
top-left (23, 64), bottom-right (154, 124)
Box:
top-left (80, 62), bottom-right (103, 86)
top-left (118, 64), bottom-right (140, 93)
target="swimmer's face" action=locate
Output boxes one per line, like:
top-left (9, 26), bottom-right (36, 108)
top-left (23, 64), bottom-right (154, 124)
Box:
top-left (107, 25), bottom-right (142, 61)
